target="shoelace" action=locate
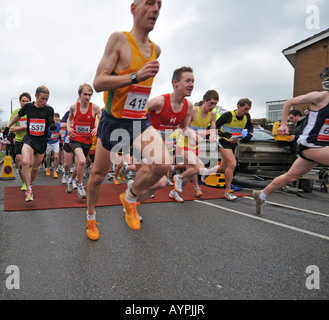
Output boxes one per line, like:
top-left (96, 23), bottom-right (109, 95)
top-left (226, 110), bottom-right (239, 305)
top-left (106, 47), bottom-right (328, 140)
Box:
top-left (127, 202), bottom-right (141, 220)
top-left (88, 220), bottom-right (99, 233)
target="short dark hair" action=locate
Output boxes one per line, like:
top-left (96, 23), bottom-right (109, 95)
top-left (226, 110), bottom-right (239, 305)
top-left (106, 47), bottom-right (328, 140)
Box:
top-left (19, 92), bottom-right (31, 102)
top-left (171, 66), bottom-right (193, 84)
top-left (237, 98), bottom-right (252, 107)
top-left (289, 109), bottom-right (303, 117)
top-left (203, 90), bottom-right (219, 102)
top-left (35, 86), bottom-right (50, 96)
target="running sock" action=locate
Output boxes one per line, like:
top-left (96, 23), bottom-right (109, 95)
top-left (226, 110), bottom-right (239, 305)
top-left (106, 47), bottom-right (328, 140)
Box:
top-left (260, 190), bottom-right (267, 201)
top-left (68, 177), bottom-right (73, 184)
top-left (87, 211), bottom-right (96, 221)
top-left (125, 185), bottom-right (137, 204)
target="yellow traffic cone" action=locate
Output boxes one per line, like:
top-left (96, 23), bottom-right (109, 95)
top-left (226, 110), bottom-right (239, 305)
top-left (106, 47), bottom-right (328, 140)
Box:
top-left (0, 156), bottom-right (16, 180)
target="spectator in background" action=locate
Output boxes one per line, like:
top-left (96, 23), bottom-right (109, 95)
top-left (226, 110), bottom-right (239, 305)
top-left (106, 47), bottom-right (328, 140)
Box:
top-left (253, 121), bottom-right (264, 130)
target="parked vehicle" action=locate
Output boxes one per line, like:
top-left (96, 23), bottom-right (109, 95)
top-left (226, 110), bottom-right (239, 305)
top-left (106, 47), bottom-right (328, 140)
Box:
top-left (197, 129), bottom-right (293, 174)
top-left (236, 129), bottom-right (293, 172)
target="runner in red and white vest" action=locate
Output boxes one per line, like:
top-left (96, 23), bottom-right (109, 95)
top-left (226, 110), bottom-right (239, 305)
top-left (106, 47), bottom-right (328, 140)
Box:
top-left (148, 66), bottom-right (205, 203)
top-left (66, 84), bottom-right (102, 199)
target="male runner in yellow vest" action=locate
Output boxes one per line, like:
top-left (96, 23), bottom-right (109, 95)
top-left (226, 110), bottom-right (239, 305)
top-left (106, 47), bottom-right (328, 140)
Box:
top-left (204, 98), bottom-right (253, 200)
top-left (87, 0), bottom-right (168, 239)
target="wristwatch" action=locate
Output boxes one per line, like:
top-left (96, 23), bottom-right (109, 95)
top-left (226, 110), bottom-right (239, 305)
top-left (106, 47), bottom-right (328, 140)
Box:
top-left (130, 72), bottom-right (139, 84)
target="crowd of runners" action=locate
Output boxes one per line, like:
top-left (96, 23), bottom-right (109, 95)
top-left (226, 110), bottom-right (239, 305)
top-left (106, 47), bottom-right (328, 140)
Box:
top-left (3, 0), bottom-right (329, 241)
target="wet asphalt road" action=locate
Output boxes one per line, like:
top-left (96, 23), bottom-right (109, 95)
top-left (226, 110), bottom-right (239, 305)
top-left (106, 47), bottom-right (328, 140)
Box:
top-left (1, 167), bottom-right (329, 301)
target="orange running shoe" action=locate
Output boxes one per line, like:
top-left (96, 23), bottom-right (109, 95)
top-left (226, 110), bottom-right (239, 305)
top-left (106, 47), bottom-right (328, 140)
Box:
top-left (120, 192), bottom-right (141, 231)
top-left (119, 172), bottom-right (126, 182)
top-left (53, 171), bottom-right (58, 179)
top-left (86, 219), bottom-right (99, 241)
top-left (114, 178), bottom-right (120, 185)
top-left (46, 168), bottom-right (51, 176)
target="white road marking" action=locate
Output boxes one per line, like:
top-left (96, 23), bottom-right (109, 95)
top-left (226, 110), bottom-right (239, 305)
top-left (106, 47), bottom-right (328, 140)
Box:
top-left (243, 196), bottom-right (329, 218)
top-left (194, 200), bottom-right (329, 241)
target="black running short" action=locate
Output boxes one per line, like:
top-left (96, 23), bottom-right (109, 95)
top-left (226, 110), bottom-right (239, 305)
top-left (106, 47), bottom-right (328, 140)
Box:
top-left (23, 135), bottom-right (48, 155)
top-left (15, 141), bottom-right (24, 155)
top-left (218, 138), bottom-right (237, 152)
top-left (297, 144), bottom-right (316, 163)
top-left (67, 140), bottom-right (92, 158)
top-left (97, 111), bottom-right (152, 152)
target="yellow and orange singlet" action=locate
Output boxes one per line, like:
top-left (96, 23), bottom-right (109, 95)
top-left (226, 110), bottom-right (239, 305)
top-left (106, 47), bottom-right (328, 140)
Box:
top-left (103, 32), bottom-right (157, 119)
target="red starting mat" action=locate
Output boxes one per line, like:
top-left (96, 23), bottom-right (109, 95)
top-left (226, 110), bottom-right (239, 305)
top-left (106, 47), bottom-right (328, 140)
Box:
top-left (4, 183), bottom-right (249, 212)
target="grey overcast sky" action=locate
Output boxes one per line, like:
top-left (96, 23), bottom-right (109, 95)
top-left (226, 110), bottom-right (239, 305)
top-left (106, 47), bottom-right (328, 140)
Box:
top-left (0, 0), bottom-right (328, 123)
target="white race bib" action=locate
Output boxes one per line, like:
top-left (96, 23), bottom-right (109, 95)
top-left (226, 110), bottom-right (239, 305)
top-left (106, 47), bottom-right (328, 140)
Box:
top-left (230, 132), bottom-right (243, 142)
top-left (76, 125), bottom-right (91, 135)
top-left (29, 119), bottom-right (46, 136)
top-left (20, 117), bottom-right (27, 127)
top-left (122, 85), bottom-right (151, 119)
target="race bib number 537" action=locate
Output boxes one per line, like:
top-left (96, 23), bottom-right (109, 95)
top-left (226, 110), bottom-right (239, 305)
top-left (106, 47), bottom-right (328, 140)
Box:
top-left (29, 119), bottom-right (46, 136)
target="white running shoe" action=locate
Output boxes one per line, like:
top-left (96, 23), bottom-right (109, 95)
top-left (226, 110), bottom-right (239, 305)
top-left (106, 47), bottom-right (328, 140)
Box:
top-left (169, 190), bottom-right (184, 203)
top-left (201, 168), bottom-right (209, 183)
top-left (225, 190), bottom-right (237, 201)
top-left (66, 180), bottom-right (73, 193)
top-left (173, 175), bottom-right (183, 193)
top-left (61, 174), bottom-right (68, 185)
top-left (77, 186), bottom-right (87, 199)
top-left (72, 178), bottom-right (78, 190)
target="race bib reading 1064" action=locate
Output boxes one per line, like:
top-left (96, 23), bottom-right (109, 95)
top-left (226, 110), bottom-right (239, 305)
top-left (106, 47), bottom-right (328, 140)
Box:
top-left (29, 119), bottom-right (46, 136)
top-left (76, 124), bottom-right (91, 135)
top-left (122, 85), bottom-right (151, 119)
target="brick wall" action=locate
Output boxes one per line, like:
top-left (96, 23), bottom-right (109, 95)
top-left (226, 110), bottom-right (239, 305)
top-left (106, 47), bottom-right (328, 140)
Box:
top-left (293, 37), bottom-right (329, 110)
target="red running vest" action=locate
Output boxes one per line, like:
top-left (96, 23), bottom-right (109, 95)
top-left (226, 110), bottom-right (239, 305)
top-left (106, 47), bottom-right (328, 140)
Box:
top-left (72, 102), bottom-right (95, 145)
top-left (149, 94), bottom-right (188, 130)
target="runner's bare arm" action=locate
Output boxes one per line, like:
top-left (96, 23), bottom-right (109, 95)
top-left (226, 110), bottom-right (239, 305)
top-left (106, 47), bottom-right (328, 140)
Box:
top-left (8, 114), bottom-right (21, 129)
top-left (92, 104), bottom-right (102, 135)
top-left (179, 100), bottom-right (195, 130)
top-left (9, 123), bottom-right (26, 133)
top-left (93, 32), bottom-right (161, 92)
top-left (67, 104), bottom-right (77, 138)
top-left (209, 111), bottom-right (217, 142)
top-left (279, 91), bottom-right (328, 134)
top-left (179, 101), bottom-right (202, 142)
top-left (147, 95), bottom-right (165, 113)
